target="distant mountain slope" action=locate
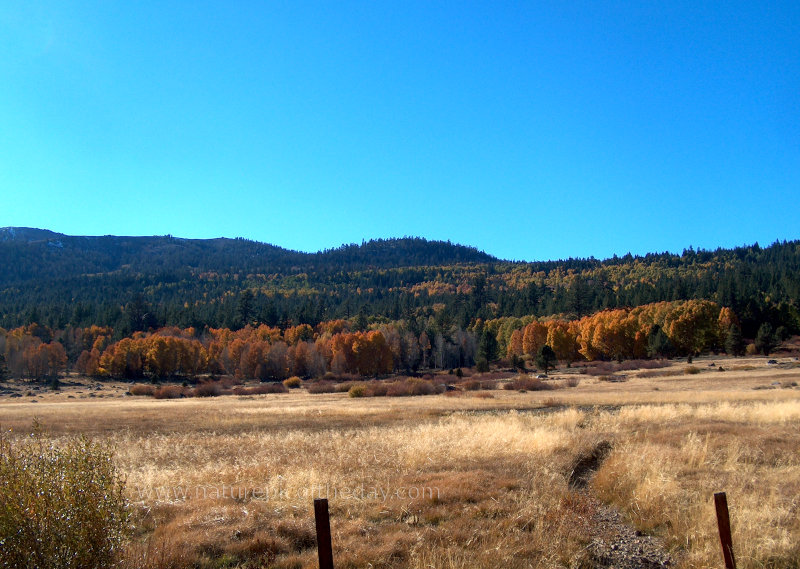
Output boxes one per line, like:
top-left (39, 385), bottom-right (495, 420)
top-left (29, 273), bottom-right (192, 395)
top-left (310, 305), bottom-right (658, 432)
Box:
top-left (0, 227), bottom-right (64, 242)
top-left (0, 228), bottom-right (495, 285)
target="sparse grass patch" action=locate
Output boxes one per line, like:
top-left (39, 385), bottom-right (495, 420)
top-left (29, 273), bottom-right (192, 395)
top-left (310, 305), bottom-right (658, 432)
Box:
top-left (583, 359), bottom-right (671, 376)
top-left (232, 383), bottom-right (288, 396)
top-left (598, 374), bottom-right (627, 382)
top-left (636, 370), bottom-right (674, 378)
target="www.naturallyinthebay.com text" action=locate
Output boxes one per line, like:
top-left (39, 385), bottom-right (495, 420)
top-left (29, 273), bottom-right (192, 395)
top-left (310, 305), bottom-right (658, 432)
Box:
top-left (133, 482), bottom-right (439, 503)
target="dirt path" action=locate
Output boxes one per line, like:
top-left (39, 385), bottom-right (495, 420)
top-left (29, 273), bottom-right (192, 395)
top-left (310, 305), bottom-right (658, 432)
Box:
top-left (569, 442), bottom-right (675, 569)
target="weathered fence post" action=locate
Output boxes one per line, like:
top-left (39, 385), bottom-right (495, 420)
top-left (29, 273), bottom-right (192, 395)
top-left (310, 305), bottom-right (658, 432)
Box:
top-left (314, 498), bottom-right (334, 569)
top-left (714, 492), bottom-right (736, 569)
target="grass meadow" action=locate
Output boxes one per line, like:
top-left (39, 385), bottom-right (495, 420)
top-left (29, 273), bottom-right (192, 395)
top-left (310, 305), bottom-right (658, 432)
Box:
top-left (1, 355), bottom-right (799, 568)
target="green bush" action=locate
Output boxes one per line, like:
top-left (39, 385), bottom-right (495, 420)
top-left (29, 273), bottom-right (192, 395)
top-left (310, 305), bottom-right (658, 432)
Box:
top-left (0, 425), bottom-right (129, 569)
top-left (283, 376), bottom-right (303, 389)
top-left (348, 384), bottom-right (367, 398)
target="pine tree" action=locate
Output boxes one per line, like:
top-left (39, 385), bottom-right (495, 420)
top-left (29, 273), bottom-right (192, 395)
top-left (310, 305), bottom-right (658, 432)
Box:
top-left (755, 322), bottom-right (777, 356)
top-left (646, 325), bottom-right (675, 359)
top-left (535, 345), bottom-right (557, 374)
top-left (478, 329), bottom-right (498, 363)
top-left (724, 324), bottom-right (745, 356)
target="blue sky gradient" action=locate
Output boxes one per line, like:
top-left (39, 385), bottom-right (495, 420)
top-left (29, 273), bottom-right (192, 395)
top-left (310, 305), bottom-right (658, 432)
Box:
top-left (2, 1), bottom-right (798, 261)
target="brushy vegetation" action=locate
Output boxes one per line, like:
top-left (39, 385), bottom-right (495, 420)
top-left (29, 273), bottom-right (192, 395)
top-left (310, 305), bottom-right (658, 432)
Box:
top-left (581, 359), bottom-right (671, 376)
top-left (0, 424), bottom-right (129, 569)
top-left (502, 375), bottom-right (557, 391)
top-left (128, 380), bottom-right (288, 398)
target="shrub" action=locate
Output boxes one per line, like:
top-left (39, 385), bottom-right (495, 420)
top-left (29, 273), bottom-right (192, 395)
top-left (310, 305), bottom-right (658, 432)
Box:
top-left (386, 380), bottom-right (412, 397)
top-left (366, 380), bottom-right (388, 397)
top-left (129, 383), bottom-right (156, 396)
top-left (306, 380), bottom-right (337, 394)
top-left (684, 366), bottom-right (701, 375)
top-left (348, 385), bottom-right (367, 398)
top-left (407, 378), bottom-right (436, 396)
top-left (565, 377), bottom-right (581, 388)
top-left (153, 385), bottom-right (185, 399)
top-left (504, 376), bottom-right (555, 391)
top-left (383, 378), bottom-right (438, 397)
top-left (192, 381), bottom-right (222, 397)
top-left (0, 425), bottom-right (129, 569)
top-left (283, 376), bottom-right (302, 389)
top-left (462, 379), bottom-right (482, 391)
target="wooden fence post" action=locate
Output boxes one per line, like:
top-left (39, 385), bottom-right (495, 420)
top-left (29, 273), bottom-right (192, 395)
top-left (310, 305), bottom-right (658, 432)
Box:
top-left (314, 498), bottom-right (334, 569)
top-left (714, 492), bottom-right (736, 569)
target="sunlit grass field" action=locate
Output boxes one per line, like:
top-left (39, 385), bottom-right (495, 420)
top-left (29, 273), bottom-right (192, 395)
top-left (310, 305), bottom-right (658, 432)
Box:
top-left (2, 355), bottom-right (799, 568)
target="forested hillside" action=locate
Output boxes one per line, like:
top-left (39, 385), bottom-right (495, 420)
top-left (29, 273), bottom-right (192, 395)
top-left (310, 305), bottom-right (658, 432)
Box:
top-left (1, 228), bottom-right (798, 381)
top-left (1, 228), bottom-right (797, 339)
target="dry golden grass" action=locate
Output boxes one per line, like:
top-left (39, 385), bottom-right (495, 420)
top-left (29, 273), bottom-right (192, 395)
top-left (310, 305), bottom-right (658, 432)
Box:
top-left (1, 355), bottom-right (799, 568)
top-left (591, 400), bottom-right (800, 568)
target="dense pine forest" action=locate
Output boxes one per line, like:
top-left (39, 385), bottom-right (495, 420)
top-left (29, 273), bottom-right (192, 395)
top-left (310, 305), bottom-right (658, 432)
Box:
top-left (0, 227), bottom-right (798, 381)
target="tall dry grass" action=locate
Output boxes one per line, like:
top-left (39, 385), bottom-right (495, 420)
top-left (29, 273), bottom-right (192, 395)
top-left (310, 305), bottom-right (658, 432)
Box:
top-left (591, 400), bottom-right (800, 568)
top-left (2, 361), bottom-right (798, 568)
top-left (106, 410), bottom-right (604, 568)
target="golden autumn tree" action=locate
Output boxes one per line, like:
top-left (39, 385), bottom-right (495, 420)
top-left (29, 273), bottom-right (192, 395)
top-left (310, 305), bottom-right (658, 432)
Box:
top-left (506, 329), bottom-right (524, 358)
top-left (285, 324), bottom-right (314, 346)
top-left (546, 320), bottom-right (579, 364)
top-left (352, 331), bottom-right (394, 376)
top-left (522, 321), bottom-right (548, 356)
top-left (663, 300), bottom-right (721, 355)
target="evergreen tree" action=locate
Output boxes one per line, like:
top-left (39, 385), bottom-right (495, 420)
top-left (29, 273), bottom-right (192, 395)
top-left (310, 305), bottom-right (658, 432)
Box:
top-left (755, 322), bottom-right (777, 356)
top-left (724, 324), bottom-right (745, 356)
top-left (535, 345), bottom-right (557, 374)
top-left (478, 328), bottom-right (498, 363)
top-left (237, 289), bottom-right (254, 327)
top-left (646, 325), bottom-right (675, 359)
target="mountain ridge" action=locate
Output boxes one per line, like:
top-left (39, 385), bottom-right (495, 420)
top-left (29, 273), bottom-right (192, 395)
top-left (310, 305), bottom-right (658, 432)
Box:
top-left (0, 227), bottom-right (497, 270)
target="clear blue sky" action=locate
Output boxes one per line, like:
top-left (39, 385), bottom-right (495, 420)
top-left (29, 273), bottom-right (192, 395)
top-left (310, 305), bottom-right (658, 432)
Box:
top-left (2, 1), bottom-right (798, 261)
